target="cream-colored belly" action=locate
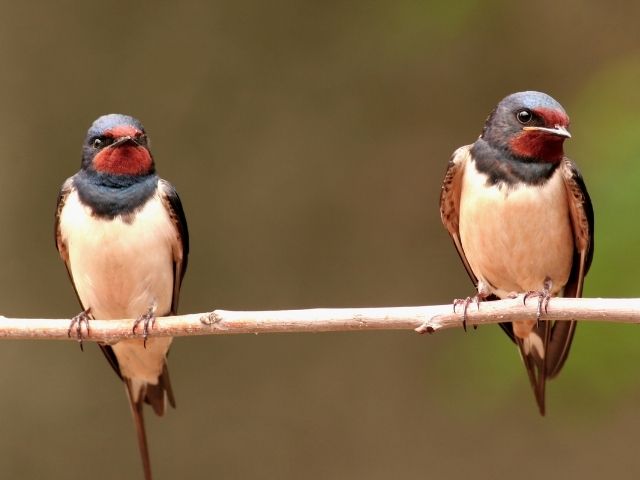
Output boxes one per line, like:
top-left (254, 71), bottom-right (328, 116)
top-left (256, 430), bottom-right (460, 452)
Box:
top-left (459, 162), bottom-right (574, 298)
top-left (59, 190), bottom-right (175, 382)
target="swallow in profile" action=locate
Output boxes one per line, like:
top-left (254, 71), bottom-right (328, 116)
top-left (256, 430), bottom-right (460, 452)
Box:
top-left (55, 114), bottom-right (189, 479)
top-left (439, 91), bottom-right (594, 415)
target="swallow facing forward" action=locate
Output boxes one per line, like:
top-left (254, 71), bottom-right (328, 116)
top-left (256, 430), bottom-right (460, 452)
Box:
top-left (55, 114), bottom-right (189, 479)
top-left (440, 91), bottom-right (594, 415)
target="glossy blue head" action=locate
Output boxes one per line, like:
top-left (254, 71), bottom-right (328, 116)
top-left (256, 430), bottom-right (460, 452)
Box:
top-left (481, 91), bottom-right (571, 163)
top-left (81, 114), bottom-right (154, 175)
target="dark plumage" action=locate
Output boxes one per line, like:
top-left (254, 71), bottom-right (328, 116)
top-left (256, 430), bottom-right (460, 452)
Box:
top-left (470, 139), bottom-right (557, 186)
top-left (74, 171), bottom-right (158, 218)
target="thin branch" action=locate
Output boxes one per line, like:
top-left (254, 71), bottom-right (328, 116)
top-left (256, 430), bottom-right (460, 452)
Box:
top-left (0, 296), bottom-right (639, 342)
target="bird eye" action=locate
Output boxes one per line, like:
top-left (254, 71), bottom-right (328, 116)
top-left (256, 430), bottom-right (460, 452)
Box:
top-left (92, 137), bottom-right (103, 149)
top-left (516, 109), bottom-right (533, 124)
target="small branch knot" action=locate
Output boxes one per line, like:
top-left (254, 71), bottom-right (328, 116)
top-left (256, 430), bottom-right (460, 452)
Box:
top-left (200, 311), bottom-right (222, 326)
top-left (415, 323), bottom-right (436, 334)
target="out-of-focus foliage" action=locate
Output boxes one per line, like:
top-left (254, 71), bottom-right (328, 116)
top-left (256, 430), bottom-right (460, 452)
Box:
top-left (0, 0), bottom-right (638, 478)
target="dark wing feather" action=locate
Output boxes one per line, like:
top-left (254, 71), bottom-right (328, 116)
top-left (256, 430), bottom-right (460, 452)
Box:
top-left (440, 145), bottom-right (477, 284)
top-left (561, 158), bottom-right (595, 292)
top-left (54, 177), bottom-right (77, 293)
top-left (159, 179), bottom-right (189, 316)
top-left (99, 345), bottom-right (123, 380)
top-left (545, 158), bottom-right (594, 378)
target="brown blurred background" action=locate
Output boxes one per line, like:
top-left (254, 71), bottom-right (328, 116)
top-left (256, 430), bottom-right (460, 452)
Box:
top-left (0, 0), bottom-right (639, 478)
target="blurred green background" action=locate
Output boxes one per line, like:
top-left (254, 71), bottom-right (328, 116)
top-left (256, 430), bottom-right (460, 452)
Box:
top-left (0, 0), bottom-right (638, 478)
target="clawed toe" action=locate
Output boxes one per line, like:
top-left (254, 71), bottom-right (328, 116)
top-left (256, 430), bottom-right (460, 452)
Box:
top-left (523, 278), bottom-right (553, 325)
top-left (132, 305), bottom-right (157, 348)
top-left (453, 295), bottom-right (484, 332)
top-left (68, 307), bottom-right (92, 351)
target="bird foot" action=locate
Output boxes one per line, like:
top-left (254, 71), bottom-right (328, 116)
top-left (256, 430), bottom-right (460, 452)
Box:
top-left (68, 307), bottom-right (92, 351)
top-left (453, 294), bottom-right (485, 332)
top-left (132, 304), bottom-right (157, 348)
top-left (523, 277), bottom-right (553, 326)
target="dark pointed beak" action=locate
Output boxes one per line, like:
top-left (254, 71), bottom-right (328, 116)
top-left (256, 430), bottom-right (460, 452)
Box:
top-left (522, 125), bottom-right (571, 138)
top-left (110, 136), bottom-right (140, 147)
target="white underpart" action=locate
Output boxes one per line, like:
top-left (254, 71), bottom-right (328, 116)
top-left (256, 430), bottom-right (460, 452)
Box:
top-left (459, 161), bottom-right (574, 339)
top-left (522, 334), bottom-right (545, 359)
top-left (59, 190), bottom-right (177, 393)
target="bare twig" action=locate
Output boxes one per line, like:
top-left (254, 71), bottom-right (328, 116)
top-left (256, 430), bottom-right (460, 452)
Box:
top-left (0, 296), bottom-right (637, 342)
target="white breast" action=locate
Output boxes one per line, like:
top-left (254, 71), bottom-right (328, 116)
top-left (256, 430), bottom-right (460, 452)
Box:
top-left (59, 189), bottom-right (179, 383)
top-left (59, 190), bottom-right (177, 320)
top-left (458, 161), bottom-right (574, 298)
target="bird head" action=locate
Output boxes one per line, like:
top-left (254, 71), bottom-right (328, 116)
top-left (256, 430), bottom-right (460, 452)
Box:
top-left (481, 91), bottom-right (570, 164)
top-left (82, 114), bottom-right (154, 176)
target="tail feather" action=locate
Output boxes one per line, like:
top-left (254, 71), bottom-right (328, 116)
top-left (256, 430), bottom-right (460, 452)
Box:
top-left (514, 320), bottom-right (551, 416)
top-left (125, 380), bottom-right (153, 480)
top-left (506, 314), bottom-right (578, 415)
top-left (144, 364), bottom-right (176, 416)
top-left (124, 362), bottom-right (175, 480)
top-left (545, 320), bottom-right (577, 378)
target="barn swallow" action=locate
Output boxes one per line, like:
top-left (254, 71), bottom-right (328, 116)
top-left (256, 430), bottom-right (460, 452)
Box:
top-left (55, 114), bottom-right (189, 479)
top-left (439, 91), bottom-right (594, 415)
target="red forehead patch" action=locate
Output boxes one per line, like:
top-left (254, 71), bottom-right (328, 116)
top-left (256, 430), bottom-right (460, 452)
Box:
top-left (534, 107), bottom-right (570, 127)
top-left (104, 125), bottom-right (140, 138)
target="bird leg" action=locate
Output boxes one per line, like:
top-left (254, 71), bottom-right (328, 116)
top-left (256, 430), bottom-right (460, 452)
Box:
top-left (68, 307), bottom-right (92, 351)
top-left (132, 303), bottom-right (157, 348)
top-left (523, 277), bottom-right (553, 326)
